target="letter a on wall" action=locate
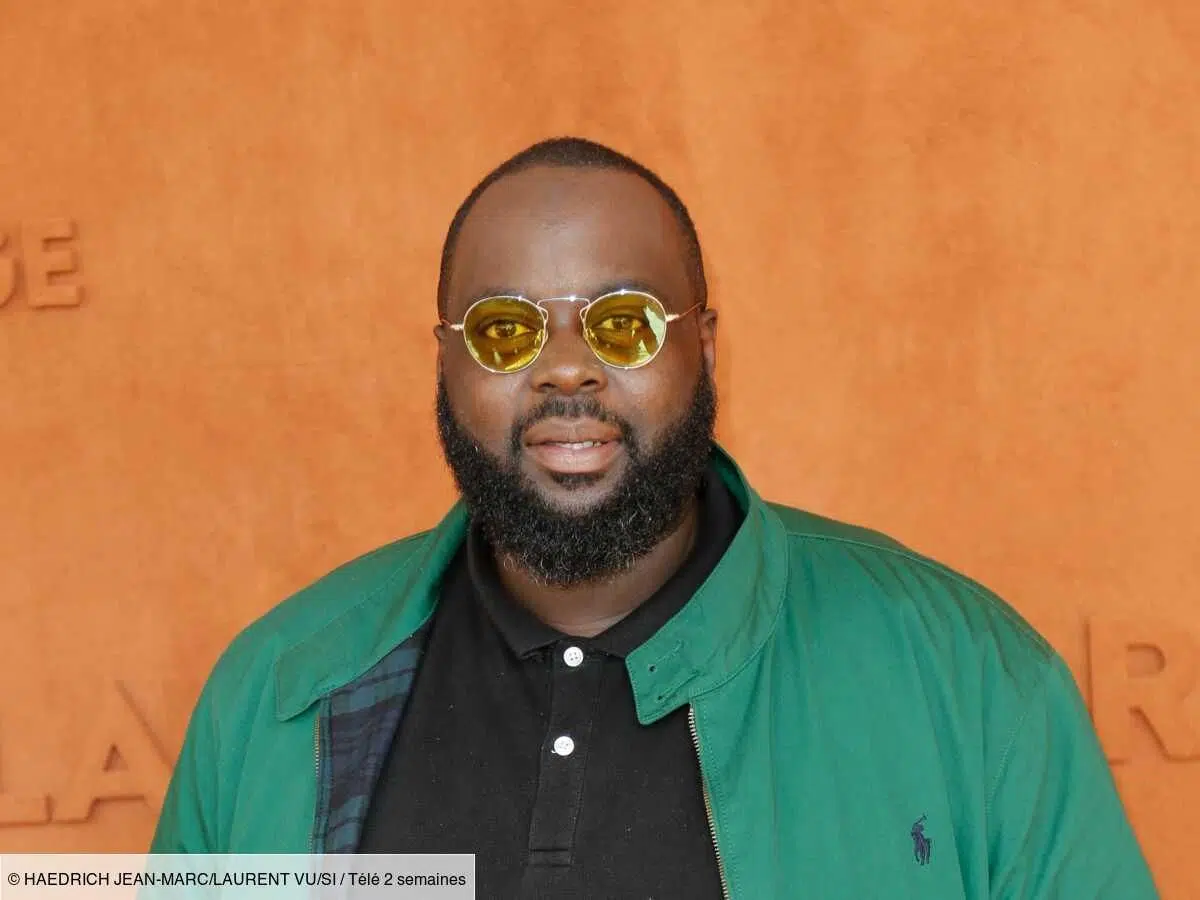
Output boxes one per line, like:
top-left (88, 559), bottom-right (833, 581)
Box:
top-left (54, 683), bottom-right (171, 823)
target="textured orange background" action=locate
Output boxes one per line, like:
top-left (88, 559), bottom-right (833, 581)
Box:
top-left (1, 1), bottom-right (1197, 894)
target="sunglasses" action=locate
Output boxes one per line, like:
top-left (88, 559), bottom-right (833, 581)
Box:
top-left (440, 290), bottom-right (702, 374)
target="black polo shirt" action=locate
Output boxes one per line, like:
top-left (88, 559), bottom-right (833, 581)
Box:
top-left (358, 467), bottom-right (743, 898)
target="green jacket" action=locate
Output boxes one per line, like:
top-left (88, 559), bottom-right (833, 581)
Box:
top-left (152, 446), bottom-right (1159, 898)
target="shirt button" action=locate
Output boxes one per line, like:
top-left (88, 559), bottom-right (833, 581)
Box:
top-left (553, 735), bottom-right (576, 757)
top-left (563, 646), bottom-right (584, 667)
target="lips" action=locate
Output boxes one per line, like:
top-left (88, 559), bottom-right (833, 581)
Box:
top-left (523, 418), bottom-right (624, 476)
top-left (523, 418), bottom-right (622, 448)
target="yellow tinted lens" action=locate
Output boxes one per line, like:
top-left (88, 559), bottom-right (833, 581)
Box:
top-left (462, 297), bottom-right (545, 372)
top-left (583, 292), bottom-right (669, 367)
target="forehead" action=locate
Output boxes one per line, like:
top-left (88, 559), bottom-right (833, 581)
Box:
top-left (445, 166), bottom-right (693, 314)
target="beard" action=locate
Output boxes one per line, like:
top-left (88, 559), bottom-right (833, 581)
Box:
top-left (435, 369), bottom-right (718, 587)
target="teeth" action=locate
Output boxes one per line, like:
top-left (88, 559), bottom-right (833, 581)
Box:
top-left (554, 441), bottom-right (601, 449)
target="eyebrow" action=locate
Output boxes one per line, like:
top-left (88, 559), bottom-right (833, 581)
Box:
top-left (462, 278), bottom-right (671, 306)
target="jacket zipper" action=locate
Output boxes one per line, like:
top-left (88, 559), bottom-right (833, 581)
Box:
top-left (689, 705), bottom-right (732, 900)
top-left (310, 713), bottom-right (320, 853)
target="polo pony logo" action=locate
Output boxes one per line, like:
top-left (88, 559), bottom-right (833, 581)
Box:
top-left (911, 815), bottom-right (932, 865)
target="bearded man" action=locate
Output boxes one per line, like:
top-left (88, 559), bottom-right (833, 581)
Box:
top-left (153, 137), bottom-right (1158, 900)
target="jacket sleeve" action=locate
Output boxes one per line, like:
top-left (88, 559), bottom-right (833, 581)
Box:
top-left (149, 680), bottom-right (221, 853)
top-left (986, 654), bottom-right (1160, 898)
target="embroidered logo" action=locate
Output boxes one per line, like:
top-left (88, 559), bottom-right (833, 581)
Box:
top-left (911, 815), bottom-right (933, 865)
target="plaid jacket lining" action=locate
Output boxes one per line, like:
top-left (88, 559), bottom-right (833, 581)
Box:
top-left (312, 623), bottom-right (431, 853)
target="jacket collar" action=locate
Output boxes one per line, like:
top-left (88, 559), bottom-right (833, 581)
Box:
top-left (626, 446), bottom-right (790, 723)
top-left (274, 443), bottom-right (789, 721)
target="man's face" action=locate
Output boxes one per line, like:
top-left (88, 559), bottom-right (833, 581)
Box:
top-left (435, 165), bottom-right (718, 584)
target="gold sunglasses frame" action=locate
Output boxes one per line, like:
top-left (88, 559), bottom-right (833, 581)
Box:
top-left (439, 289), bottom-right (702, 373)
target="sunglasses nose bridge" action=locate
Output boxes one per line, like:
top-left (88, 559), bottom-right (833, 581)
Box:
top-left (533, 294), bottom-right (588, 314)
top-left (520, 304), bottom-right (605, 381)
top-left (530, 296), bottom-right (589, 339)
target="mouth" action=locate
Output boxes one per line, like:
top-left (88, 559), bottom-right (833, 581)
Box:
top-left (522, 419), bottom-right (625, 476)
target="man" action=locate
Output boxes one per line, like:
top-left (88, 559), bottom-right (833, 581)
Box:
top-left (152, 137), bottom-right (1159, 898)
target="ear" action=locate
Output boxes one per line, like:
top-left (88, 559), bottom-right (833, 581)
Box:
top-left (434, 323), bottom-right (450, 372)
top-left (697, 307), bottom-right (718, 375)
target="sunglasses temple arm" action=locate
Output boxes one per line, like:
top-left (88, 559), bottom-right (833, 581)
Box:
top-left (665, 302), bottom-right (704, 323)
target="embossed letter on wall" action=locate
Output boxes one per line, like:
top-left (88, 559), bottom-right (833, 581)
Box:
top-left (0, 777), bottom-right (50, 827)
top-left (0, 683), bottom-right (168, 827)
top-left (1089, 616), bottom-right (1200, 763)
top-left (54, 682), bottom-right (170, 822)
top-left (0, 231), bottom-right (16, 308)
top-left (0, 219), bottom-right (85, 311)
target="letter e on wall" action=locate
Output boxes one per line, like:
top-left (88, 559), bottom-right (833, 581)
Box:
top-left (22, 219), bottom-right (83, 309)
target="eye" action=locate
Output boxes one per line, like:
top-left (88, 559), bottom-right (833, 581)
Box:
top-left (481, 319), bottom-right (534, 340)
top-left (593, 314), bottom-right (645, 333)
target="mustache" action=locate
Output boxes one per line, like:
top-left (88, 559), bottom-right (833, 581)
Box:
top-left (508, 395), bottom-right (636, 458)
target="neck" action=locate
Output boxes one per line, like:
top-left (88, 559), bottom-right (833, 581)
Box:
top-left (493, 495), bottom-right (702, 638)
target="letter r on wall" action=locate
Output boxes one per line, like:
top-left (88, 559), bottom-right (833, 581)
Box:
top-left (1088, 616), bottom-right (1200, 762)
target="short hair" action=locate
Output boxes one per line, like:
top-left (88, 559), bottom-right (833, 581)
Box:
top-left (436, 136), bottom-right (707, 315)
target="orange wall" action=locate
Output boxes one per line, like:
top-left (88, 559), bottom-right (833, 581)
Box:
top-left (1, 1), bottom-right (1197, 894)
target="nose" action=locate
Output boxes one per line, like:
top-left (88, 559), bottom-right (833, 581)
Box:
top-left (525, 302), bottom-right (608, 395)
